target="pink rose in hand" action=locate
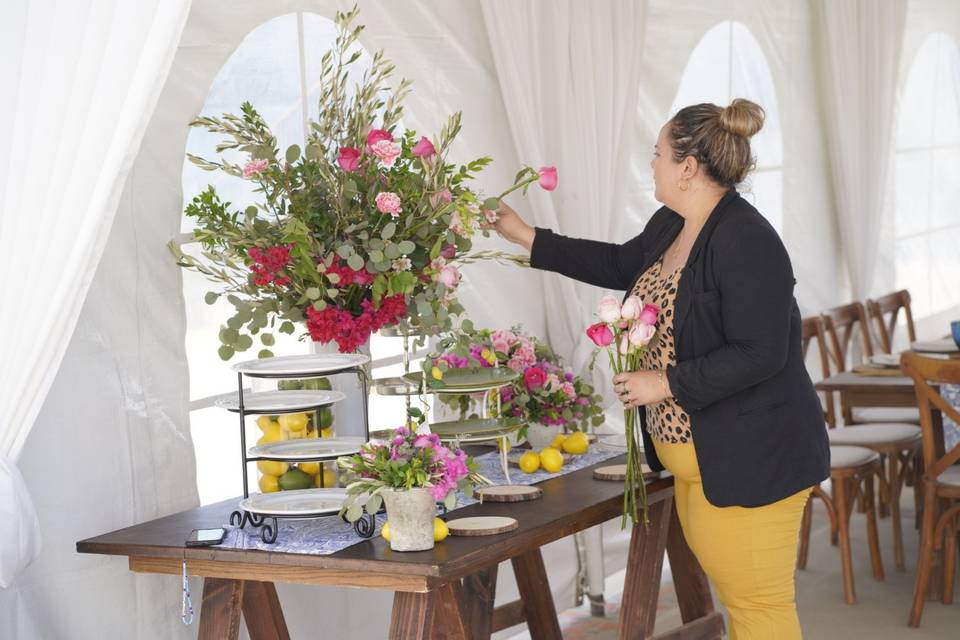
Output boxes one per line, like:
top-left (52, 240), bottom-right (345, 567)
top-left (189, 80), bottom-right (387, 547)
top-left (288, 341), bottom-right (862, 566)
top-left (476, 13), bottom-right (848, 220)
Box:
top-left (242, 159), bottom-right (269, 179)
top-left (438, 264), bottom-right (461, 289)
top-left (621, 295), bottom-right (643, 320)
top-left (337, 147), bottom-right (361, 172)
top-left (538, 166), bottom-right (558, 191)
top-left (619, 334), bottom-right (631, 355)
top-left (586, 322), bottom-right (614, 347)
top-left (639, 304), bottom-right (660, 326)
top-left (523, 367), bottom-right (548, 390)
top-left (411, 136), bottom-right (436, 158)
top-left (628, 322), bottom-right (656, 347)
top-left (597, 295), bottom-right (622, 323)
top-left (375, 191), bottom-right (403, 217)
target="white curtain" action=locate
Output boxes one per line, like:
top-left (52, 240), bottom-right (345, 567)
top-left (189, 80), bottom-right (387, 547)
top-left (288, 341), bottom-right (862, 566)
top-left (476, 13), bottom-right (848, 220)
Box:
top-left (813, 0), bottom-right (907, 299)
top-left (481, 0), bottom-right (647, 400)
top-left (0, 0), bottom-right (192, 588)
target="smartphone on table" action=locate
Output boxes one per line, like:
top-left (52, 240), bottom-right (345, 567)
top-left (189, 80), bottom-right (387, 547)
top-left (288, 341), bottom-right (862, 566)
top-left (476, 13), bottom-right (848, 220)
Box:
top-left (186, 528), bottom-right (226, 547)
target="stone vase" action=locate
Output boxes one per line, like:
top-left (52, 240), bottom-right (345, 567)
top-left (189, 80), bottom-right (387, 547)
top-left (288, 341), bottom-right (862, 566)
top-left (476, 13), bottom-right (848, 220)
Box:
top-left (380, 487), bottom-right (435, 552)
top-left (525, 422), bottom-right (561, 450)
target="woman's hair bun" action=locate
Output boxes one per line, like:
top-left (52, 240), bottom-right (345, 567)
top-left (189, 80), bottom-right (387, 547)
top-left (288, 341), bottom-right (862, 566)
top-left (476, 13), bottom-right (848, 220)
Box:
top-left (718, 98), bottom-right (765, 138)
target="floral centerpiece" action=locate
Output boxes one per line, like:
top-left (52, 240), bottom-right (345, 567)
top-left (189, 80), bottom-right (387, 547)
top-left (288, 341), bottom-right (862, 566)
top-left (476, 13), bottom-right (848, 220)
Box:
top-left (421, 326), bottom-right (605, 443)
top-left (169, 7), bottom-right (554, 357)
top-left (586, 294), bottom-right (660, 526)
top-left (337, 426), bottom-right (488, 551)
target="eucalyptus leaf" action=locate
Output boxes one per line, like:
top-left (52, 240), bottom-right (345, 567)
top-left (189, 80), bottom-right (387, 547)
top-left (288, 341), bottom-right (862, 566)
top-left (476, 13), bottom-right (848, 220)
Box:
top-left (346, 502), bottom-right (364, 523)
top-left (347, 253), bottom-right (365, 271)
top-left (384, 243), bottom-right (400, 259)
top-left (279, 321), bottom-right (295, 334)
top-left (380, 222), bottom-right (396, 240)
top-left (219, 327), bottom-right (239, 345)
top-left (204, 292), bottom-right (218, 305)
top-left (336, 244), bottom-right (354, 258)
top-left (218, 345), bottom-right (235, 361)
top-left (483, 197), bottom-right (500, 211)
top-left (285, 144), bottom-right (301, 163)
top-left (258, 349), bottom-right (274, 359)
top-left (443, 491), bottom-right (457, 511)
top-left (369, 249), bottom-right (384, 263)
top-left (368, 238), bottom-right (384, 251)
top-left (396, 240), bottom-right (416, 254)
top-left (365, 494), bottom-right (382, 515)
top-left (261, 333), bottom-right (276, 346)
top-left (306, 287), bottom-right (321, 300)
top-left (236, 334), bottom-right (253, 351)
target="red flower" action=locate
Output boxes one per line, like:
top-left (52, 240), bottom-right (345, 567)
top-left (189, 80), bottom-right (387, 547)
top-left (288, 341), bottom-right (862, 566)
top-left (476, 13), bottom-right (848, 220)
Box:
top-left (585, 322), bottom-right (614, 347)
top-left (523, 367), bottom-right (548, 390)
top-left (411, 136), bottom-right (436, 158)
top-left (366, 129), bottom-right (393, 149)
top-left (338, 147), bottom-right (361, 172)
top-left (248, 244), bottom-right (292, 287)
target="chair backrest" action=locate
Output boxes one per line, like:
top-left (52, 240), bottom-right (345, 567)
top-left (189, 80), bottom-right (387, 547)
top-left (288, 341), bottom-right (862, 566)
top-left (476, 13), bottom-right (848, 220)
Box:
top-left (822, 301), bottom-right (874, 371)
top-left (900, 353), bottom-right (960, 481)
top-left (867, 289), bottom-right (917, 354)
top-left (802, 316), bottom-right (837, 427)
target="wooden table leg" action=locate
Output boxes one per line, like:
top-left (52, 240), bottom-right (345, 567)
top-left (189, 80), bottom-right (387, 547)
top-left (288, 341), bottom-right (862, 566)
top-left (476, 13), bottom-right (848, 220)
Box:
top-left (512, 548), bottom-right (563, 639)
top-left (242, 580), bottom-right (289, 640)
top-left (618, 498), bottom-right (672, 640)
top-left (390, 591), bottom-right (436, 640)
top-left (462, 565), bottom-right (498, 640)
top-left (198, 578), bottom-right (245, 640)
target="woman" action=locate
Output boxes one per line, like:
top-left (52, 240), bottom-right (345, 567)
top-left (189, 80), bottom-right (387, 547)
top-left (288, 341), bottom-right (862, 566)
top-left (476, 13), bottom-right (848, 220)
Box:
top-left (492, 99), bottom-right (830, 639)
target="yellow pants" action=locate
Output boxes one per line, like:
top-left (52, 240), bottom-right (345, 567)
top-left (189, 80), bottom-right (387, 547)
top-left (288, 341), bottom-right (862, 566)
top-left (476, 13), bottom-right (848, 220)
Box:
top-left (652, 438), bottom-right (811, 640)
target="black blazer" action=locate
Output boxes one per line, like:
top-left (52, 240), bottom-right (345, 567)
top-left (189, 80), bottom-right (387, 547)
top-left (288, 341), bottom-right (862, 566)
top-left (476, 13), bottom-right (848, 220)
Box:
top-left (530, 189), bottom-right (830, 507)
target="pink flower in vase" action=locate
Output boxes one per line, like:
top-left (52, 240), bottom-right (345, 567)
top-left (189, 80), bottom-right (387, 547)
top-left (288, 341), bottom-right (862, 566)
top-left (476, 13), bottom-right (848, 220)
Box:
top-left (370, 139), bottom-right (402, 169)
top-left (337, 147), bottom-right (361, 172)
top-left (437, 264), bottom-right (461, 289)
top-left (538, 166), bottom-right (558, 191)
top-left (242, 158), bottom-right (269, 179)
top-left (411, 136), bottom-right (436, 158)
top-left (523, 367), bottom-right (548, 390)
top-left (375, 191), bottom-right (403, 217)
top-left (430, 189), bottom-right (453, 209)
top-left (366, 129), bottom-right (393, 148)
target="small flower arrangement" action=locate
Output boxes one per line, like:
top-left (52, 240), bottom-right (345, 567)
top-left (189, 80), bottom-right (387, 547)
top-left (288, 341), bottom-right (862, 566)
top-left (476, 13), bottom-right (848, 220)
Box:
top-left (422, 326), bottom-right (605, 438)
top-left (586, 294), bottom-right (660, 526)
top-left (337, 426), bottom-right (487, 521)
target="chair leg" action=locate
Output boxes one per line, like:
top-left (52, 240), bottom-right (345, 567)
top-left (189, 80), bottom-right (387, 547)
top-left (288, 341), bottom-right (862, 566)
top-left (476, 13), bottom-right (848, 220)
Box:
top-left (887, 451), bottom-right (906, 571)
top-left (913, 455), bottom-right (924, 531)
top-left (878, 453), bottom-right (890, 518)
top-left (863, 469), bottom-right (885, 581)
top-left (835, 476), bottom-right (857, 604)
top-left (830, 477), bottom-right (840, 546)
top-left (797, 495), bottom-right (814, 570)
top-left (909, 484), bottom-right (939, 627)
top-left (943, 521), bottom-right (957, 605)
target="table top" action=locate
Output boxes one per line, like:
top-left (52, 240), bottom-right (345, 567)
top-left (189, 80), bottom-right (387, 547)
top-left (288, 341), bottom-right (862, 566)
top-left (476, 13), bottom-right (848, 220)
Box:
top-left (815, 371), bottom-right (916, 392)
top-left (77, 454), bottom-right (673, 584)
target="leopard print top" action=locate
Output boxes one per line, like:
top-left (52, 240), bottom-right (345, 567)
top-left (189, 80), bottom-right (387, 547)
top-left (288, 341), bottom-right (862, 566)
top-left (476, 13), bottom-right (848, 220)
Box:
top-left (630, 257), bottom-right (692, 444)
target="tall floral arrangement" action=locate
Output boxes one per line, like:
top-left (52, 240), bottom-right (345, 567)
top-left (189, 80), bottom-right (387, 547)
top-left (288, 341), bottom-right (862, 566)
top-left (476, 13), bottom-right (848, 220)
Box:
top-left (586, 295), bottom-right (660, 526)
top-left (170, 7), bottom-right (554, 357)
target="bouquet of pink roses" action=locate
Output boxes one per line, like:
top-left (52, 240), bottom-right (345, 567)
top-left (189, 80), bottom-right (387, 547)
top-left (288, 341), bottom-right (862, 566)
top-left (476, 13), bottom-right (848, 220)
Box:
top-left (586, 294), bottom-right (659, 526)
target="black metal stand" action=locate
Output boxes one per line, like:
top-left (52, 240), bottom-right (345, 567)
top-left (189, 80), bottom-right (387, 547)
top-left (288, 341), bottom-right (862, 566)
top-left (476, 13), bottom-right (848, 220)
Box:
top-left (229, 508), bottom-right (377, 544)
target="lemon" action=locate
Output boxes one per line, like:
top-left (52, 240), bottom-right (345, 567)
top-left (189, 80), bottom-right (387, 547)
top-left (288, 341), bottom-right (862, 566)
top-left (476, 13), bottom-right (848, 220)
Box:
top-left (497, 437), bottom-right (511, 453)
top-left (431, 366), bottom-right (444, 380)
top-left (258, 474), bottom-right (280, 493)
top-left (305, 428), bottom-right (319, 439)
top-left (278, 412), bottom-right (309, 432)
top-left (539, 448), bottom-right (563, 473)
top-left (286, 430), bottom-right (305, 440)
top-left (299, 462), bottom-right (320, 475)
top-left (317, 467), bottom-right (336, 487)
top-left (561, 431), bottom-right (590, 455)
top-left (434, 518), bottom-right (449, 541)
top-left (551, 433), bottom-right (568, 450)
top-left (519, 451), bottom-right (541, 473)
top-left (381, 522), bottom-right (391, 542)
top-left (256, 415), bottom-right (274, 431)
top-left (257, 460), bottom-right (289, 477)
top-left (321, 427), bottom-right (333, 438)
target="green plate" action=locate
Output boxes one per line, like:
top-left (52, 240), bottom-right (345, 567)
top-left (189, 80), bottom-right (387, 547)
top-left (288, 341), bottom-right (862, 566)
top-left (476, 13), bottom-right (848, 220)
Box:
top-left (405, 367), bottom-right (519, 391)
top-left (429, 417), bottom-right (525, 439)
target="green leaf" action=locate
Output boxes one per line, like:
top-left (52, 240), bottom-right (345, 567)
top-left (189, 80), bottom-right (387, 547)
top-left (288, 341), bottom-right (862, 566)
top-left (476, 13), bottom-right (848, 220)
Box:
top-left (219, 327), bottom-right (239, 345)
top-left (443, 492), bottom-right (457, 511)
top-left (261, 333), bottom-right (276, 346)
top-left (380, 222), bottom-right (396, 240)
top-left (306, 287), bottom-right (321, 300)
top-left (204, 292), bottom-right (218, 305)
top-left (313, 300), bottom-right (327, 311)
top-left (384, 243), bottom-right (400, 259)
top-left (236, 334), bottom-right (253, 351)
top-left (326, 272), bottom-right (341, 284)
top-left (483, 197), bottom-right (500, 211)
top-left (347, 253), bottom-right (364, 271)
top-left (258, 349), bottom-right (274, 359)
top-left (285, 144), bottom-right (301, 163)
top-left (365, 494), bottom-right (382, 515)
top-left (346, 502), bottom-right (364, 523)
top-left (461, 319), bottom-right (474, 333)
top-left (279, 321), bottom-right (295, 334)
top-left (369, 249), bottom-right (384, 263)
top-left (336, 244), bottom-right (354, 258)
top-left (218, 345), bottom-right (235, 361)
top-left (397, 240), bottom-right (416, 254)
top-left (326, 288), bottom-right (340, 298)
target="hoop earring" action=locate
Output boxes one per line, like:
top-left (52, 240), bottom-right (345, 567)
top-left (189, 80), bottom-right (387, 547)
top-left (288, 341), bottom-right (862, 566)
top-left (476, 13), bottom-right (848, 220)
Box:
top-left (678, 180), bottom-right (689, 192)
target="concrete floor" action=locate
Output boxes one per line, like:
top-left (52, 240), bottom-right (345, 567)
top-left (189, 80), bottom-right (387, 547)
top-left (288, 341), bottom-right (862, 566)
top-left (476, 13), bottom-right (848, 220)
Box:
top-left (509, 489), bottom-right (959, 639)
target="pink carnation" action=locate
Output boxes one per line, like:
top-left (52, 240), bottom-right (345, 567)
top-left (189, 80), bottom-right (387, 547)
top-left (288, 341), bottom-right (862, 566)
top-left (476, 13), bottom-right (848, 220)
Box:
top-left (370, 139), bottom-right (401, 169)
top-left (242, 158), bottom-right (269, 179)
top-left (490, 330), bottom-right (517, 354)
top-left (375, 191), bottom-right (403, 217)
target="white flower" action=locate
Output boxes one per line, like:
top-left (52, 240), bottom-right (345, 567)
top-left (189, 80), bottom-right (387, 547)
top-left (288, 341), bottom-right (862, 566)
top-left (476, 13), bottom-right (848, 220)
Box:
top-left (392, 257), bottom-right (412, 272)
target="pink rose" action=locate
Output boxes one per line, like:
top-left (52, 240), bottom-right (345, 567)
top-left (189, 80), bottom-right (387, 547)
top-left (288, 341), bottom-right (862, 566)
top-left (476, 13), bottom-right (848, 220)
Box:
top-left (375, 191), bottom-right (403, 217)
top-left (491, 329), bottom-right (517, 354)
top-left (370, 139), bottom-right (401, 169)
top-left (597, 295), bottom-right (621, 323)
top-left (621, 296), bottom-right (643, 320)
top-left (639, 304), bottom-right (660, 326)
top-left (619, 334), bottom-right (631, 355)
top-left (438, 264), bottom-right (461, 289)
top-left (337, 147), bottom-right (361, 172)
top-left (430, 188), bottom-right (452, 209)
top-left (440, 243), bottom-right (457, 259)
top-left (366, 129), bottom-right (393, 148)
top-left (628, 322), bottom-right (656, 347)
top-left (560, 381), bottom-right (577, 400)
top-left (448, 211), bottom-right (466, 235)
top-left (523, 367), bottom-right (548, 390)
top-left (242, 158), bottom-right (269, 179)
top-left (538, 166), bottom-right (558, 191)
top-left (586, 322), bottom-right (614, 347)
top-left (411, 136), bottom-right (436, 158)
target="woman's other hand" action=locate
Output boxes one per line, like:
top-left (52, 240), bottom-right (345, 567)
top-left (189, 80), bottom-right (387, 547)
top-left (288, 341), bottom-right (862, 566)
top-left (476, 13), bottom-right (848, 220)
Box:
top-left (612, 370), bottom-right (672, 410)
top-left (487, 201), bottom-right (536, 251)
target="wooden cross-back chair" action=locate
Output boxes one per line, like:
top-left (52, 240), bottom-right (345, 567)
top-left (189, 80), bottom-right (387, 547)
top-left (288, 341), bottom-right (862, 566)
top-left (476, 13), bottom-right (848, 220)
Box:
top-left (867, 289), bottom-right (917, 355)
top-left (901, 353), bottom-right (960, 627)
top-left (822, 301), bottom-right (874, 372)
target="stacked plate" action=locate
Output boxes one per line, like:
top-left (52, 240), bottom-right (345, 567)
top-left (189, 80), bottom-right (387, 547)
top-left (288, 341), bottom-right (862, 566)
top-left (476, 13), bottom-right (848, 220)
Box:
top-left (238, 488), bottom-right (350, 517)
top-left (429, 417), bottom-right (525, 443)
top-left (911, 338), bottom-right (960, 355)
top-left (246, 437), bottom-right (364, 461)
top-left (405, 367), bottom-right (519, 394)
top-left (232, 353), bottom-right (369, 378)
top-left (214, 389), bottom-right (346, 414)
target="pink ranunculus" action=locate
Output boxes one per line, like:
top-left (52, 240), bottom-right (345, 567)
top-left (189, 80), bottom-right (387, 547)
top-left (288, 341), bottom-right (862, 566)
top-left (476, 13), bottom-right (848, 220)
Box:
top-left (586, 322), bottom-right (614, 347)
top-left (490, 329), bottom-right (517, 354)
top-left (639, 303), bottom-right (660, 326)
top-left (597, 295), bottom-right (622, 323)
top-left (366, 128), bottom-right (393, 148)
top-left (538, 166), bottom-right (558, 191)
top-left (242, 158), bottom-right (269, 179)
top-left (375, 191), bottom-right (403, 217)
top-left (430, 188), bottom-right (453, 209)
top-left (438, 264), bottom-right (461, 289)
top-left (523, 367), bottom-right (548, 390)
top-left (370, 139), bottom-right (402, 169)
top-left (560, 381), bottom-right (577, 400)
top-left (337, 147), bottom-right (361, 172)
top-left (621, 295), bottom-right (643, 320)
top-left (628, 322), bottom-right (656, 347)
top-left (411, 136), bottom-right (436, 158)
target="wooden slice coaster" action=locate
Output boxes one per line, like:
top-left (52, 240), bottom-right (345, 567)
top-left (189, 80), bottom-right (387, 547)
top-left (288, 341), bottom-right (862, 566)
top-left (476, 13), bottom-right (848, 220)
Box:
top-left (477, 485), bottom-right (542, 503)
top-left (446, 516), bottom-right (519, 537)
top-left (593, 463), bottom-right (658, 482)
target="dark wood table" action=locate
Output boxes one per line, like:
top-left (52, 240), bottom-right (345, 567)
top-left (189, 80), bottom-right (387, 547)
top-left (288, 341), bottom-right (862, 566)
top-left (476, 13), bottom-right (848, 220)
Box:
top-left (77, 455), bottom-right (723, 640)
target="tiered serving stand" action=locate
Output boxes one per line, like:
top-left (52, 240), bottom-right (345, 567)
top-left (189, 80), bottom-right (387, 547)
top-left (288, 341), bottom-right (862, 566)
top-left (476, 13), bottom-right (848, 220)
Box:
top-left (218, 353), bottom-right (376, 543)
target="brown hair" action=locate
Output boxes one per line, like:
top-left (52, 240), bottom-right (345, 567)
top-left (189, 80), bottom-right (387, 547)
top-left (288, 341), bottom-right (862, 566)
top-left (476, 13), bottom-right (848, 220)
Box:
top-left (668, 98), bottom-right (765, 187)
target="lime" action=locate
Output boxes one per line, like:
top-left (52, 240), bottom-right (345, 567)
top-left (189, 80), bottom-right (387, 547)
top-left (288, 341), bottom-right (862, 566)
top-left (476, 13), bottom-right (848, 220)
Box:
top-left (317, 407), bottom-right (334, 428)
top-left (278, 468), bottom-right (313, 491)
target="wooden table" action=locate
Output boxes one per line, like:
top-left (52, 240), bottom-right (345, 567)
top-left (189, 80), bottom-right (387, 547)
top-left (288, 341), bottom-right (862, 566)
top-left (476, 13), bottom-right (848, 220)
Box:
top-left (77, 455), bottom-right (723, 640)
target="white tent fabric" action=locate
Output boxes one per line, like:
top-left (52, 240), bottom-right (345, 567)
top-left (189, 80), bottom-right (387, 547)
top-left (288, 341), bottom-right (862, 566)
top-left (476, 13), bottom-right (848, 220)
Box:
top-left (0, 0), bottom-right (192, 589)
top-left (814, 0), bottom-right (908, 299)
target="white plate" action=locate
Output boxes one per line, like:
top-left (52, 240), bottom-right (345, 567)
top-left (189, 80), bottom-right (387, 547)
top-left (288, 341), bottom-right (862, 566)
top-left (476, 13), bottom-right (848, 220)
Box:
top-left (912, 338), bottom-right (959, 354)
top-left (239, 488), bottom-right (349, 517)
top-left (232, 353), bottom-right (369, 377)
top-left (597, 434), bottom-right (629, 451)
top-left (870, 354), bottom-right (902, 368)
top-left (247, 437), bottom-right (364, 461)
top-left (215, 390), bottom-right (346, 413)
